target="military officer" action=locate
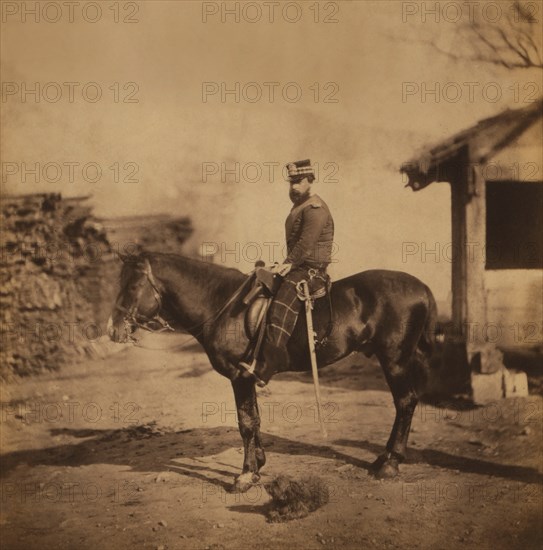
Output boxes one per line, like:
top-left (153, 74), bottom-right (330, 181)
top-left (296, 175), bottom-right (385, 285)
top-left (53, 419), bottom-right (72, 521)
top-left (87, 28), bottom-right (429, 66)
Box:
top-left (251, 159), bottom-right (334, 386)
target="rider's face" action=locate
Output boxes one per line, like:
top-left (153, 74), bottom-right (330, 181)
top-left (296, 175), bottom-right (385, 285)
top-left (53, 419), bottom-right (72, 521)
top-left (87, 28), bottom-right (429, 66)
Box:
top-left (288, 177), bottom-right (311, 203)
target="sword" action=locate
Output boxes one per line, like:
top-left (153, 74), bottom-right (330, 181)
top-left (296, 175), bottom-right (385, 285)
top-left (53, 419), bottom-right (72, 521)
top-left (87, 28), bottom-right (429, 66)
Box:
top-left (298, 280), bottom-right (327, 439)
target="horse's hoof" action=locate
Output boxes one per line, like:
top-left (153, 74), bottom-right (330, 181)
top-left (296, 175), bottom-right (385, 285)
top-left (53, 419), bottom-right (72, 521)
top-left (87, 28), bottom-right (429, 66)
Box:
top-left (371, 453), bottom-right (388, 469)
top-left (375, 459), bottom-right (400, 479)
top-left (231, 472), bottom-right (260, 493)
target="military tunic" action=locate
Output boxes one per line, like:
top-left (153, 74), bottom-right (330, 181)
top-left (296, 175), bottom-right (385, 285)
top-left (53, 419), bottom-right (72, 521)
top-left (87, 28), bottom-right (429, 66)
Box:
top-left (284, 194), bottom-right (334, 268)
top-left (259, 194), bottom-right (335, 380)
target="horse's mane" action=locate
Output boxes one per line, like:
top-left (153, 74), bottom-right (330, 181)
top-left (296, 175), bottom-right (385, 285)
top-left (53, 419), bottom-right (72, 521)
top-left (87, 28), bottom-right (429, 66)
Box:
top-left (140, 251), bottom-right (248, 306)
top-left (143, 251), bottom-right (245, 279)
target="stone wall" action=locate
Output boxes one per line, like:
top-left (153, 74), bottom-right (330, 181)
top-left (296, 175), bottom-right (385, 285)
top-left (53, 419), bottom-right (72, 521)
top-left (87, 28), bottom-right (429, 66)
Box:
top-left (1, 193), bottom-right (194, 379)
top-left (1, 193), bottom-right (115, 378)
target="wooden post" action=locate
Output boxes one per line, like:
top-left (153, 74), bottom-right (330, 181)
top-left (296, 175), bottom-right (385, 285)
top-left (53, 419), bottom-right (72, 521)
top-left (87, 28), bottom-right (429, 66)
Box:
top-left (448, 148), bottom-right (505, 380)
top-left (450, 160), bottom-right (467, 332)
top-left (443, 151), bottom-right (472, 393)
top-left (465, 158), bottom-right (494, 373)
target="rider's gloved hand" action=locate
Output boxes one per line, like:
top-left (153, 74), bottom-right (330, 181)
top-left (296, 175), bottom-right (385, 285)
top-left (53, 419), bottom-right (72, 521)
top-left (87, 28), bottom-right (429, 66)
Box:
top-left (270, 263), bottom-right (292, 277)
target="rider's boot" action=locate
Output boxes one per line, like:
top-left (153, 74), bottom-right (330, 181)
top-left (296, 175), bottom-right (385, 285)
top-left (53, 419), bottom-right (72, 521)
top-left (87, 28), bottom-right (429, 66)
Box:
top-left (252, 344), bottom-right (288, 387)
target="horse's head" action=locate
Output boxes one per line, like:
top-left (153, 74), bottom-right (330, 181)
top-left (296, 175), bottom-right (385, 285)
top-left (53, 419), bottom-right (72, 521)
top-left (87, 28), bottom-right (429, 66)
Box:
top-left (107, 253), bottom-right (163, 343)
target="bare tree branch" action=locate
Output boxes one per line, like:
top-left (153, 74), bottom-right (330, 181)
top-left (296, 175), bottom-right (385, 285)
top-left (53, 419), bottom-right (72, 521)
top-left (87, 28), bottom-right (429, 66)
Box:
top-left (398, 0), bottom-right (543, 71)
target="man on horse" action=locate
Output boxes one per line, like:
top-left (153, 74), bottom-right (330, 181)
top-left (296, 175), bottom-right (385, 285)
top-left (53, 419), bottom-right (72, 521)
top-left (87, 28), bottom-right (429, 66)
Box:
top-left (109, 165), bottom-right (437, 481)
top-left (250, 159), bottom-right (335, 387)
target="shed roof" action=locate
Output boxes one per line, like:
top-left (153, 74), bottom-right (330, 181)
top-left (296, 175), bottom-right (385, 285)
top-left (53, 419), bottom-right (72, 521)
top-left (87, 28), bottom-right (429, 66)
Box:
top-left (401, 99), bottom-right (543, 190)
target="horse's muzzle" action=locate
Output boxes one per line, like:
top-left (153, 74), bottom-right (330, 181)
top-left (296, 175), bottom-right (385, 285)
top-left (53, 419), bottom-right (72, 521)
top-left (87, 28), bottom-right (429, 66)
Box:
top-left (107, 316), bottom-right (135, 343)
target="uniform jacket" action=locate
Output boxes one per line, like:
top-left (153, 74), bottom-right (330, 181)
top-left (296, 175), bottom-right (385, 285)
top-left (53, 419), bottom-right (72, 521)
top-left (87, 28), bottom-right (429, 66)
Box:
top-left (284, 194), bottom-right (334, 268)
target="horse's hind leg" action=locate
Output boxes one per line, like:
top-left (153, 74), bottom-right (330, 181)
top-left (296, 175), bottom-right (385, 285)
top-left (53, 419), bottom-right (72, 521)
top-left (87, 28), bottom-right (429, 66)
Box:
top-left (373, 353), bottom-right (420, 479)
top-left (231, 376), bottom-right (266, 492)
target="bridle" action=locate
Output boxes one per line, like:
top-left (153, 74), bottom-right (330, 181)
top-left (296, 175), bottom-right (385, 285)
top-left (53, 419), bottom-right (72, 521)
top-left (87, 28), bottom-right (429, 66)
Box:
top-left (114, 259), bottom-right (174, 339)
top-left (114, 258), bottom-right (253, 344)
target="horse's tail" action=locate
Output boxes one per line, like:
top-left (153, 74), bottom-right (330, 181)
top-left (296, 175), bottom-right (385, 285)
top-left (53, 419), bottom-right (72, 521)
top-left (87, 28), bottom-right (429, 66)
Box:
top-left (418, 286), bottom-right (441, 357)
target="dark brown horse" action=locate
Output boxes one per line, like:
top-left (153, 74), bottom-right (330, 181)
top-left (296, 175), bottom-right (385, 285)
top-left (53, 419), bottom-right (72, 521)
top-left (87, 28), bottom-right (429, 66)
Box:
top-left (108, 252), bottom-right (437, 491)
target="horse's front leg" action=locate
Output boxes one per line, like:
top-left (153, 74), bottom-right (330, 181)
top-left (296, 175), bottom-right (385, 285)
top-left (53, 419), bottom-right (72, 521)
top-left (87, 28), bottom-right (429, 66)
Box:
top-left (231, 376), bottom-right (266, 492)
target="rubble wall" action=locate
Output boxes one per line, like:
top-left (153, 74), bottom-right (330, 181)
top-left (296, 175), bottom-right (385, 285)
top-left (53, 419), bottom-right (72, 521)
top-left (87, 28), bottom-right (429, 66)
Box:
top-left (1, 193), bottom-right (195, 379)
top-left (1, 193), bottom-right (116, 378)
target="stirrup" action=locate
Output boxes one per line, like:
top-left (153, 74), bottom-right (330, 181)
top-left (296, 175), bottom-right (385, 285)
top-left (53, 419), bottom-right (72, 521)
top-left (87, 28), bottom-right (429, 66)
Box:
top-left (238, 362), bottom-right (267, 387)
top-left (239, 360), bottom-right (256, 375)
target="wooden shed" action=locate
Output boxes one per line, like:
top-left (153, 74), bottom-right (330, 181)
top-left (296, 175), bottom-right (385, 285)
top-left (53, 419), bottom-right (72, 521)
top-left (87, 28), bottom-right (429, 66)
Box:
top-left (401, 100), bottom-right (542, 400)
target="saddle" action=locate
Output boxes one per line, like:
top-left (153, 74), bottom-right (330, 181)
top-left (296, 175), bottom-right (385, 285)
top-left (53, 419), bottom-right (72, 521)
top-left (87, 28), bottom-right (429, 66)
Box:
top-left (243, 267), bottom-right (280, 307)
top-left (243, 267), bottom-right (332, 345)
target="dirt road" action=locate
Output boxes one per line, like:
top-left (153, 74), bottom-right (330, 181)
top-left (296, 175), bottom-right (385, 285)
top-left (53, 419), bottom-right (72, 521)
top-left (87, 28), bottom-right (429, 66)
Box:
top-left (1, 333), bottom-right (542, 549)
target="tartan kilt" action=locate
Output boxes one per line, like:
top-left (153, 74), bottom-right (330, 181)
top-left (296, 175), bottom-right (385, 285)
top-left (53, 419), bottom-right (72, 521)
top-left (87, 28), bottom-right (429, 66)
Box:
top-left (265, 266), bottom-right (326, 348)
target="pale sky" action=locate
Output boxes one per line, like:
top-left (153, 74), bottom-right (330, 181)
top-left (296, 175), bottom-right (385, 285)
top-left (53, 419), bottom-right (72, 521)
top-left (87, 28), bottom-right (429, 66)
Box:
top-left (2, 0), bottom-right (540, 301)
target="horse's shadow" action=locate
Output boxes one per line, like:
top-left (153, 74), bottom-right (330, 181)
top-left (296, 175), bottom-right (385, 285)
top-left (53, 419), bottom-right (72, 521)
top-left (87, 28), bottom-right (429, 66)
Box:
top-left (0, 425), bottom-right (370, 481)
top-left (334, 439), bottom-right (543, 484)
top-left (1, 425), bottom-right (541, 488)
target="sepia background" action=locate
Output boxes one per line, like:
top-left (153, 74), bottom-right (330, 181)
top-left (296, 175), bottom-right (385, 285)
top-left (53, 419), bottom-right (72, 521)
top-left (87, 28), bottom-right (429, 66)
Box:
top-left (1, 1), bottom-right (542, 549)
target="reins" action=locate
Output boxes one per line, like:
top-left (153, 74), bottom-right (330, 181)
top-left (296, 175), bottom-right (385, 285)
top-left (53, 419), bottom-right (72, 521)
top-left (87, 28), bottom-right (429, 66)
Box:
top-left (176, 274), bottom-right (253, 336)
top-left (118, 260), bottom-right (253, 351)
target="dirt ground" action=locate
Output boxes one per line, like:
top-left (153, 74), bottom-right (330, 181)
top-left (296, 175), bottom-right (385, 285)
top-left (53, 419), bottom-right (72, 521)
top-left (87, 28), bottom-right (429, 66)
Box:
top-left (1, 333), bottom-right (542, 550)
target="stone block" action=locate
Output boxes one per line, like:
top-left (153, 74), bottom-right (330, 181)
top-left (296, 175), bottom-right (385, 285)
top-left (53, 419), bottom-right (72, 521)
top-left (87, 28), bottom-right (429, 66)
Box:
top-left (471, 369), bottom-right (504, 404)
top-left (503, 369), bottom-right (529, 398)
top-left (469, 344), bottom-right (504, 374)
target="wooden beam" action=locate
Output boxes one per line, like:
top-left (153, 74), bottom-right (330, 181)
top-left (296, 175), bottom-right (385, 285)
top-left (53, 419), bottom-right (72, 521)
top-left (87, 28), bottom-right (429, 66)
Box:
top-left (448, 148), bottom-right (504, 376)
top-left (465, 151), bottom-right (505, 374)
